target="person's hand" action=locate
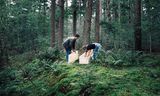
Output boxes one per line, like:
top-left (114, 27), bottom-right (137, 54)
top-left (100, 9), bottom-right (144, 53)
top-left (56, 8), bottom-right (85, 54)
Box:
top-left (72, 50), bottom-right (75, 53)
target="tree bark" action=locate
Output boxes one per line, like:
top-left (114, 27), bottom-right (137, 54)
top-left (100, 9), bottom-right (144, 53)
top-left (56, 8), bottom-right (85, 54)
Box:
top-left (73, 10), bottom-right (77, 35)
top-left (58, 0), bottom-right (64, 49)
top-left (79, 0), bottom-right (82, 26)
top-left (0, 0), bottom-right (9, 67)
top-left (65, 0), bottom-right (69, 36)
top-left (83, 0), bottom-right (93, 45)
top-left (106, 0), bottom-right (111, 22)
top-left (134, 0), bottom-right (142, 51)
top-left (118, 0), bottom-right (121, 23)
top-left (43, 0), bottom-right (47, 35)
top-left (113, 1), bottom-right (118, 21)
top-left (95, 0), bottom-right (100, 42)
top-left (128, 0), bottom-right (131, 24)
top-left (73, 0), bottom-right (77, 35)
top-left (50, 0), bottom-right (56, 48)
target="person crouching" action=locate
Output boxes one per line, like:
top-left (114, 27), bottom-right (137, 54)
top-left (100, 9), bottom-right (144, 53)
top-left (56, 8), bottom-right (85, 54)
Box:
top-left (83, 43), bottom-right (102, 60)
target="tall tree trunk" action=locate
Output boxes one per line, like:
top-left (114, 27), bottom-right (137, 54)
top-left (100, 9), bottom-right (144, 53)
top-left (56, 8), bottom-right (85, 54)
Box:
top-left (78, 0), bottom-right (82, 27)
top-left (149, 33), bottom-right (152, 53)
top-left (118, 0), bottom-right (121, 48)
top-left (113, 3), bottom-right (118, 21)
top-left (82, 0), bottom-right (93, 45)
top-left (43, 0), bottom-right (47, 35)
top-left (106, 0), bottom-right (111, 22)
top-left (99, 0), bottom-right (102, 42)
top-left (73, 0), bottom-right (77, 35)
top-left (38, 2), bottom-right (42, 34)
top-left (134, 0), bottom-right (141, 51)
top-left (128, 0), bottom-right (131, 24)
top-left (65, 0), bottom-right (69, 36)
top-left (50, 0), bottom-right (56, 48)
top-left (58, 0), bottom-right (64, 49)
top-left (149, 16), bottom-right (153, 53)
top-left (66, 0), bottom-right (68, 10)
top-left (95, 0), bottom-right (100, 42)
top-left (118, 0), bottom-right (121, 23)
top-left (73, 10), bottom-right (77, 35)
top-left (0, 0), bottom-right (9, 67)
top-left (79, 0), bottom-right (81, 10)
top-left (82, 0), bottom-right (87, 17)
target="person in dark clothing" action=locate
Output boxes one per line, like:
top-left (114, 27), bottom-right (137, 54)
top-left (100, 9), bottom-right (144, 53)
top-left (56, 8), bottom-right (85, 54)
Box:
top-left (83, 43), bottom-right (102, 60)
top-left (63, 34), bottom-right (80, 63)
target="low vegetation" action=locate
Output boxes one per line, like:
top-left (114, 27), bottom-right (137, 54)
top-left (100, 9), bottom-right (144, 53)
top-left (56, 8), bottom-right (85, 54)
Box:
top-left (0, 48), bottom-right (160, 96)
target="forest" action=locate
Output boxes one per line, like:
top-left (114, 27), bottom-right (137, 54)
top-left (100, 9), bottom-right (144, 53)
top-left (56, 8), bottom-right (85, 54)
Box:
top-left (0, 0), bottom-right (160, 96)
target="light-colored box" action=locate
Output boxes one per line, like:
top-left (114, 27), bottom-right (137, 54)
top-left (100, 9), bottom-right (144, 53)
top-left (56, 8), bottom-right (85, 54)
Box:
top-left (68, 51), bottom-right (78, 64)
top-left (79, 50), bottom-right (93, 64)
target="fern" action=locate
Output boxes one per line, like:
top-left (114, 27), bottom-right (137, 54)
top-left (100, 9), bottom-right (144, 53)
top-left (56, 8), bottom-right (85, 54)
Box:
top-left (38, 47), bottom-right (64, 62)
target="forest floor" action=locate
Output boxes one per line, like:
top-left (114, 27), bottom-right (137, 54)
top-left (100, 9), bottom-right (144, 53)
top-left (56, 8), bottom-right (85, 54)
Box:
top-left (0, 50), bottom-right (160, 96)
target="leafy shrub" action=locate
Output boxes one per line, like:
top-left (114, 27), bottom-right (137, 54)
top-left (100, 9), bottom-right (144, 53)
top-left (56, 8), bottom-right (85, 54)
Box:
top-left (104, 49), bottom-right (143, 67)
top-left (38, 47), bottom-right (63, 62)
top-left (0, 68), bottom-right (23, 96)
top-left (22, 61), bottom-right (40, 79)
top-left (92, 48), bottom-right (159, 68)
top-left (21, 58), bottom-right (63, 79)
top-left (36, 59), bottom-right (63, 76)
top-left (139, 54), bottom-right (160, 67)
top-left (94, 49), bottom-right (108, 65)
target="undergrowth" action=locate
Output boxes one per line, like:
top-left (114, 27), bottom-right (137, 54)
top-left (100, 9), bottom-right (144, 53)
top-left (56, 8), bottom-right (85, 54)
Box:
top-left (0, 48), bottom-right (160, 96)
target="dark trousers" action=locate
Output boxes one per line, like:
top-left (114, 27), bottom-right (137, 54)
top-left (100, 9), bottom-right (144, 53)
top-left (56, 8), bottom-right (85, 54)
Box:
top-left (65, 48), bottom-right (71, 63)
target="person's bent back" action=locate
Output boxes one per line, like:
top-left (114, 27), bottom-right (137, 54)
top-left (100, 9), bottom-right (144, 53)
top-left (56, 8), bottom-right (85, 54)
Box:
top-left (63, 34), bottom-right (80, 63)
